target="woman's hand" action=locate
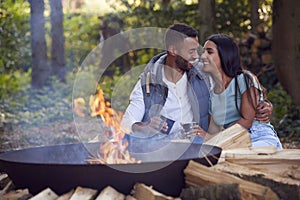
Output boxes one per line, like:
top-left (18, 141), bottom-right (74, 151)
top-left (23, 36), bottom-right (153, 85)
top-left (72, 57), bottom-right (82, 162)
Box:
top-left (188, 125), bottom-right (207, 138)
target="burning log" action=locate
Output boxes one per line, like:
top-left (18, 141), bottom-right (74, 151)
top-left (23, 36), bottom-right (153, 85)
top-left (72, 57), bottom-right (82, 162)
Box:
top-left (75, 88), bottom-right (141, 164)
top-left (86, 140), bottom-right (141, 164)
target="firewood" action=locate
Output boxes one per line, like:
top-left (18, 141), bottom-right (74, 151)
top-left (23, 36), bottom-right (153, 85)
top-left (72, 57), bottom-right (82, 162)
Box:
top-left (218, 146), bottom-right (278, 163)
top-left (184, 160), bottom-right (279, 200)
top-left (56, 189), bottom-right (74, 200)
top-left (0, 180), bottom-right (14, 196)
top-left (222, 145), bottom-right (278, 155)
top-left (213, 161), bottom-right (300, 200)
top-left (69, 186), bottom-right (98, 200)
top-left (0, 173), bottom-right (10, 190)
top-left (204, 124), bottom-right (251, 150)
top-left (0, 188), bottom-right (32, 200)
top-left (131, 183), bottom-right (181, 200)
top-left (125, 195), bottom-right (137, 200)
top-left (180, 183), bottom-right (244, 200)
top-left (261, 52), bottom-right (272, 64)
top-left (225, 149), bottom-right (300, 180)
top-left (29, 188), bottom-right (58, 200)
top-left (95, 186), bottom-right (125, 200)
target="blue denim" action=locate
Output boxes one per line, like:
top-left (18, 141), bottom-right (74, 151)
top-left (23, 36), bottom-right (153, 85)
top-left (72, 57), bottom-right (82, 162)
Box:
top-left (191, 136), bottom-right (204, 144)
top-left (248, 121), bottom-right (282, 150)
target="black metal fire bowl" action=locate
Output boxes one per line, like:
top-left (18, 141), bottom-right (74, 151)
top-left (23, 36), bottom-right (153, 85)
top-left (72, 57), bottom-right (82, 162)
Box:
top-left (0, 141), bottom-right (221, 197)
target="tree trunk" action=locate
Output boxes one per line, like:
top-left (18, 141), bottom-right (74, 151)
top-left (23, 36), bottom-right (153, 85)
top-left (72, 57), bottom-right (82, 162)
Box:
top-left (50, 0), bottom-right (66, 82)
top-left (272, 0), bottom-right (300, 104)
top-left (29, 0), bottom-right (49, 89)
top-left (198, 0), bottom-right (216, 44)
top-left (249, 0), bottom-right (260, 33)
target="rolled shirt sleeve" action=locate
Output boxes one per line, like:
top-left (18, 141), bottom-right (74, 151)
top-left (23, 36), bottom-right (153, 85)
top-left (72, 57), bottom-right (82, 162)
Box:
top-left (120, 79), bottom-right (145, 133)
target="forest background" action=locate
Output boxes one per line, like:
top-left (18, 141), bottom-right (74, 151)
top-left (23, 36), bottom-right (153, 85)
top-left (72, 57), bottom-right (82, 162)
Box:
top-left (0, 0), bottom-right (299, 152)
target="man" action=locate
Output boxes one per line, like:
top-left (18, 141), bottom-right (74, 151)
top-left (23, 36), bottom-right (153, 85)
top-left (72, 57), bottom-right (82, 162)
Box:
top-left (121, 23), bottom-right (272, 143)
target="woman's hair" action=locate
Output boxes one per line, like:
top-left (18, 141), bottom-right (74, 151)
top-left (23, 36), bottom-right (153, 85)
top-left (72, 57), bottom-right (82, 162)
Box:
top-left (207, 34), bottom-right (261, 118)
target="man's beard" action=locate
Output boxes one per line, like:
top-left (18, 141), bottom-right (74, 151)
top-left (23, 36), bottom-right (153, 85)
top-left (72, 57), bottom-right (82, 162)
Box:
top-left (175, 55), bottom-right (191, 72)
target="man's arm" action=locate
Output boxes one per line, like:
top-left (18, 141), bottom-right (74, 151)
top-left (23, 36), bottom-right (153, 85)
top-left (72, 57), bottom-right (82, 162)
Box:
top-left (255, 100), bottom-right (273, 123)
top-left (120, 80), bottom-right (145, 133)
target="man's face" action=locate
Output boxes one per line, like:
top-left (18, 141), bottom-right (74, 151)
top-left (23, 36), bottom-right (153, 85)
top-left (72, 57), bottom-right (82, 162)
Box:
top-left (176, 37), bottom-right (199, 71)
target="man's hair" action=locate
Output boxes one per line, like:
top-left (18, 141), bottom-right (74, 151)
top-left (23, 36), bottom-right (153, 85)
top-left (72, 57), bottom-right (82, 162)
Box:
top-left (164, 23), bottom-right (198, 48)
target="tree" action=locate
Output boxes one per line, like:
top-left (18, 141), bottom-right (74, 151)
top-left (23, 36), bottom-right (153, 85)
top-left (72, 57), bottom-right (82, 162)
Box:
top-left (272, 0), bottom-right (300, 104)
top-left (198, 0), bottom-right (216, 44)
top-left (29, 0), bottom-right (49, 88)
top-left (249, 0), bottom-right (260, 33)
top-left (50, 0), bottom-right (66, 82)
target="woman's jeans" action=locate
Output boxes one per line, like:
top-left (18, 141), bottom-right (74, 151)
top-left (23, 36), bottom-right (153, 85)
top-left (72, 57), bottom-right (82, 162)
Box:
top-left (248, 122), bottom-right (283, 150)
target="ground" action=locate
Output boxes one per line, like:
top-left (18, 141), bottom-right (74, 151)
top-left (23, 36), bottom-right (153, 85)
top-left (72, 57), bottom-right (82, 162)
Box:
top-left (0, 121), bottom-right (299, 153)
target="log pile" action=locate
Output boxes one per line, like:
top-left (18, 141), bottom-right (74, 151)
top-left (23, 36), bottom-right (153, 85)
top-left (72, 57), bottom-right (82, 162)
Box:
top-left (0, 182), bottom-right (180, 200)
top-left (238, 26), bottom-right (273, 76)
top-left (1, 124), bottom-right (299, 200)
top-left (183, 124), bottom-right (300, 200)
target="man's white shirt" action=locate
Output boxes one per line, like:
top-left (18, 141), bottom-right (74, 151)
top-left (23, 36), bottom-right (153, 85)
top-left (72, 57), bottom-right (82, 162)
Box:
top-left (121, 66), bottom-right (193, 136)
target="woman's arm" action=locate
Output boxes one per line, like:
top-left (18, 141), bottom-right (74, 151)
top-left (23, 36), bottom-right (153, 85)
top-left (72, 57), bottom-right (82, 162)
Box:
top-left (236, 86), bottom-right (259, 129)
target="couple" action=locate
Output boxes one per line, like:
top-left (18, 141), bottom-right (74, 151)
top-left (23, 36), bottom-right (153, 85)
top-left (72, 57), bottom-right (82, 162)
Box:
top-left (120, 23), bottom-right (282, 150)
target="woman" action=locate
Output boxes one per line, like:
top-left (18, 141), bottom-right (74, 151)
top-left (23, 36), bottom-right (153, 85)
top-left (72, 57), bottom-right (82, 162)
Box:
top-left (198, 33), bottom-right (282, 150)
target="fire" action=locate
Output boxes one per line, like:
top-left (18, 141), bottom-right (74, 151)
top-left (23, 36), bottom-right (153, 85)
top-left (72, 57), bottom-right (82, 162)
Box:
top-left (89, 88), bottom-right (123, 131)
top-left (74, 88), bottom-right (140, 164)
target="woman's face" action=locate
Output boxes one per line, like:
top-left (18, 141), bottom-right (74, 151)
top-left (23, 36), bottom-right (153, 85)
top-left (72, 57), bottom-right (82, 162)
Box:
top-left (201, 40), bottom-right (222, 74)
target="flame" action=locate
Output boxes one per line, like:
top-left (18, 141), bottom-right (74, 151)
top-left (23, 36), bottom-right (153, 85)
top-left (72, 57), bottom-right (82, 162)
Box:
top-left (89, 89), bottom-right (123, 132)
top-left (74, 88), bottom-right (140, 164)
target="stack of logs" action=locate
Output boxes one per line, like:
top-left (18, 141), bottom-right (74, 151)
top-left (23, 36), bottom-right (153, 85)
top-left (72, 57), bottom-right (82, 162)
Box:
top-left (1, 124), bottom-right (299, 200)
top-left (238, 26), bottom-right (273, 76)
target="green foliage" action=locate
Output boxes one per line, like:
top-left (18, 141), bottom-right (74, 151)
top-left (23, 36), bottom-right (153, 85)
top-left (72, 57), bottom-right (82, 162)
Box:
top-left (0, 0), bottom-right (31, 72)
top-left (104, 0), bottom-right (199, 30)
top-left (0, 71), bottom-right (74, 129)
top-left (0, 69), bottom-right (31, 100)
top-left (106, 0), bottom-right (273, 38)
top-left (98, 64), bottom-right (144, 112)
top-left (268, 83), bottom-right (300, 138)
top-left (216, 0), bottom-right (250, 35)
top-left (64, 12), bottom-right (100, 70)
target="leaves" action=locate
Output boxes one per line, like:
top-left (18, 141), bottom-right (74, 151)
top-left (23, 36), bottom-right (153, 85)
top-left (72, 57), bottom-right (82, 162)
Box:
top-left (0, 0), bottom-right (31, 72)
top-left (268, 83), bottom-right (300, 138)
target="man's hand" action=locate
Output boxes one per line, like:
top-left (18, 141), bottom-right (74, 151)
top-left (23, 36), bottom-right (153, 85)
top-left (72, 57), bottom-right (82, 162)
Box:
top-left (255, 100), bottom-right (273, 123)
top-left (132, 116), bottom-right (168, 136)
top-left (148, 116), bottom-right (168, 133)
